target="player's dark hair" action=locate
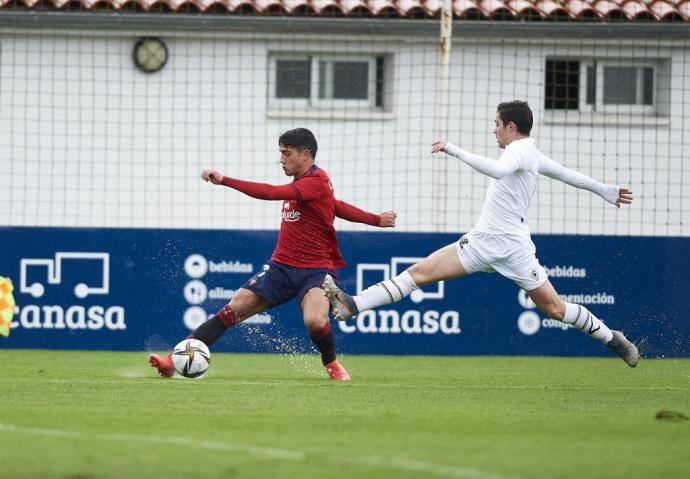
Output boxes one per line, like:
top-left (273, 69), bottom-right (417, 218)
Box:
top-left (279, 128), bottom-right (318, 160)
top-left (497, 100), bottom-right (533, 136)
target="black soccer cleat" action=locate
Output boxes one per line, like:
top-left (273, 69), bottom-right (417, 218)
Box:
top-left (606, 330), bottom-right (640, 367)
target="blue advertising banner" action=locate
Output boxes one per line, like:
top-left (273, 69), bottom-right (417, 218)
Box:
top-left (1, 227), bottom-right (688, 358)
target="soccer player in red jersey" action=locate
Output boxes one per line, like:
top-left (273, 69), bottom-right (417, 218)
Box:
top-left (150, 128), bottom-right (396, 380)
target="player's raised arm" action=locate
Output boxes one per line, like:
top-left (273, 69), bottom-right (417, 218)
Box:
top-left (201, 169), bottom-right (299, 201)
top-left (334, 199), bottom-right (397, 228)
top-left (537, 154), bottom-right (633, 208)
top-left (431, 141), bottom-right (519, 179)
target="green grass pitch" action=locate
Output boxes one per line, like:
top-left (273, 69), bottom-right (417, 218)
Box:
top-left (1, 350), bottom-right (689, 479)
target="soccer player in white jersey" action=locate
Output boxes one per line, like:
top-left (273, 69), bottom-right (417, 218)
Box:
top-left (323, 100), bottom-right (639, 367)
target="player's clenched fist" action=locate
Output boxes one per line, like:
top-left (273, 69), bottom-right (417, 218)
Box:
top-left (201, 169), bottom-right (223, 185)
top-left (379, 211), bottom-right (397, 228)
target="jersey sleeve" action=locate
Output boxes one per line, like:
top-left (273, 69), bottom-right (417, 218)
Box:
top-left (221, 176), bottom-right (300, 201)
top-left (334, 199), bottom-right (381, 226)
top-left (444, 142), bottom-right (520, 179)
top-left (538, 154), bottom-right (619, 205)
top-left (292, 175), bottom-right (326, 202)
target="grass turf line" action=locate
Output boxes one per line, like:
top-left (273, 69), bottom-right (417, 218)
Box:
top-left (1, 350), bottom-right (688, 479)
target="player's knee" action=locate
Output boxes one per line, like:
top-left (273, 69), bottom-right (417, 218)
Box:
top-left (227, 289), bottom-right (261, 318)
top-left (303, 313), bottom-right (328, 331)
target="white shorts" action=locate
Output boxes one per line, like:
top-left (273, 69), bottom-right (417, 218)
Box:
top-left (455, 231), bottom-right (547, 291)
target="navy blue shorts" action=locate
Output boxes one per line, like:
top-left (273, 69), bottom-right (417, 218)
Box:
top-left (240, 260), bottom-right (336, 307)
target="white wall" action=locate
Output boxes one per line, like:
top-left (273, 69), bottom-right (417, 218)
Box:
top-left (1, 29), bottom-right (687, 236)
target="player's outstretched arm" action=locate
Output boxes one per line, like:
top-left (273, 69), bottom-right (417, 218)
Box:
top-left (537, 155), bottom-right (633, 208)
top-left (334, 199), bottom-right (397, 228)
top-left (431, 141), bottom-right (519, 179)
top-left (200, 169), bottom-right (299, 201)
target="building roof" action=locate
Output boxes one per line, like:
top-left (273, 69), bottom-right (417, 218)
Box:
top-left (0, 0), bottom-right (687, 21)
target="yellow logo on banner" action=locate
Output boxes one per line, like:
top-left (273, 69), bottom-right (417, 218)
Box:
top-left (0, 276), bottom-right (15, 337)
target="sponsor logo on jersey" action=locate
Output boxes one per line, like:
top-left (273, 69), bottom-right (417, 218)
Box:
top-left (281, 210), bottom-right (301, 222)
top-left (281, 201), bottom-right (301, 222)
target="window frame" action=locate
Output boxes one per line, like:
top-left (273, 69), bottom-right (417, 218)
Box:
top-left (268, 54), bottom-right (312, 109)
top-left (579, 59), bottom-right (658, 115)
top-left (268, 53), bottom-right (382, 110)
top-left (545, 57), bottom-right (663, 116)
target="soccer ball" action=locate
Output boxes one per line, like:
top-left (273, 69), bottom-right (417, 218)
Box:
top-left (172, 339), bottom-right (211, 378)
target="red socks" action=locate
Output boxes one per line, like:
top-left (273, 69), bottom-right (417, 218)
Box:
top-left (309, 321), bottom-right (336, 365)
top-left (217, 304), bottom-right (240, 328)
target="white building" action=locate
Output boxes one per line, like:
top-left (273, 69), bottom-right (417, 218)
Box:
top-left (1, 2), bottom-right (688, 236)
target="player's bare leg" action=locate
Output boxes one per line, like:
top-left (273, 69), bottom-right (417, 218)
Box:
top-left (149, 288), bottom-right (270, 377)
top-left (528, 279), bottom-right (639, 367)
top-left (324, 243), bottom-right (466, 321)
top-left (302, 287), bottom-right (351, 381)
top-left (406, 243), bottom-right (468, 286)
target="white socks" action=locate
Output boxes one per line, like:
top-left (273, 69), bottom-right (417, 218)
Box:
top-left (353, 270), bottom-right (419, 312)
top-left (562, 302), bottom-right (613, 343)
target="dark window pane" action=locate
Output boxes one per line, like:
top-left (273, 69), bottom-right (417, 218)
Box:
top-left (276, 60), bottom-right (310, 99)
top-left (586, 65), bottom-right (596, 105)
top-left (643, 67), bottom-right (654, 105)
top-left (333, 61), bottom-right (368, 99)
top-left (318, 61), bottom-right (327, 99)
top-left (375, 57), bottom-right (384, 107)
top-left (603, 67), bottom-right (637, 104)
top-left (545, 60), bottom-right (580, 110)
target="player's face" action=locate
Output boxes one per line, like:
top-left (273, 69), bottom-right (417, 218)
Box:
top-left (279, 145), bottom-right (311, 177)
top-left (493, 113), bottom-right (511, 149)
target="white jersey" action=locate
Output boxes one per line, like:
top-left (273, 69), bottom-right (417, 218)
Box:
top-left (473, 138), bottom-right (538, 236)
top-left (444, 138), bottom-right (620, 237)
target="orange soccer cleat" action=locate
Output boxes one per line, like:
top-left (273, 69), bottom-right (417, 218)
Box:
top-left (325, 359), bottom-right (351, 381)
top-left (148, 352), bottom-right (175, 378)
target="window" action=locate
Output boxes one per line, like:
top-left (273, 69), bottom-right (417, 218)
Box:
top-left (601, 66), bottom-right (653, 106)
top-left (275, 60), bottom-right (311, 99)
top-left (545, 58), bottom-right (667, 116)
top-left (269, 54), bottom-right (385, 110)
top-left (319, 60), bottom-right (369, 100)
top-left (545, 60), bottom-right (580, 110)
